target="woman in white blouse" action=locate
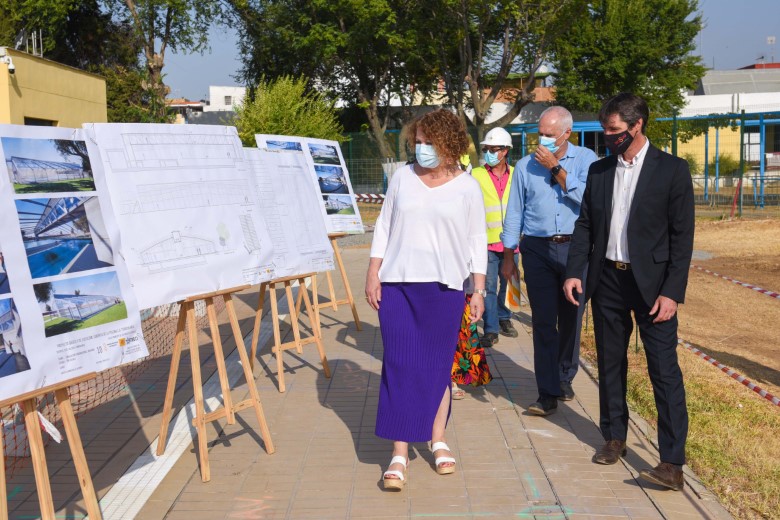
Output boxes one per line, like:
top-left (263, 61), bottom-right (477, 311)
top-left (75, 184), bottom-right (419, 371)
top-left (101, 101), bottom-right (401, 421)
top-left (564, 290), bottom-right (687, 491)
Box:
top-left (365, 110), bottom-right (488, 489)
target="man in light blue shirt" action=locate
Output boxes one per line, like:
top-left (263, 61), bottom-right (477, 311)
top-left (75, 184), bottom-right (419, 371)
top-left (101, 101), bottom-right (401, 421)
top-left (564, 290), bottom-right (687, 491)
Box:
top-left (500, 106), bottom-right (598, 416)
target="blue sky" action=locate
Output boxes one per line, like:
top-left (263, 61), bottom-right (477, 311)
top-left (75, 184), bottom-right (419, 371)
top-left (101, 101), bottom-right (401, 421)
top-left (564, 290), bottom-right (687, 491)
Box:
top-left (47, 271), bottom-right (122, 298)
top-left (164, 0), bottom-right (780, 100)
top-left (1, 138), bottom-right (82, 165)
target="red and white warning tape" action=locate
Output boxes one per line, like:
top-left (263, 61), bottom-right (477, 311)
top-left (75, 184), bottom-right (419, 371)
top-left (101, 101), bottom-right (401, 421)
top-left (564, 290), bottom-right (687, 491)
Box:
top-left (679, 339), bottom-right (780, 407)
top-left (355, 194), bottom-right (385, 203)
top-left (690, 264), bottom-right (780, 300)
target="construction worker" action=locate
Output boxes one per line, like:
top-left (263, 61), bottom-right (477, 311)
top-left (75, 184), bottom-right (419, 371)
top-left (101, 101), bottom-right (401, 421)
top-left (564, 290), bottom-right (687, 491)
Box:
top-left (471, 127), bottom-right (518, 348)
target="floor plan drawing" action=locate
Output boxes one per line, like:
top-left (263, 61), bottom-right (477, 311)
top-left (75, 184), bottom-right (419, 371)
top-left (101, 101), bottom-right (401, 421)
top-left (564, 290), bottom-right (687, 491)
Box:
top-left (120, 180), bottom-right (251, 214)
top-left (86, 124), bottom-right (276, 308)
top-left (245, 147), bottom-right (333, 278)
top-left (107, 132), bottom-right (243, 171)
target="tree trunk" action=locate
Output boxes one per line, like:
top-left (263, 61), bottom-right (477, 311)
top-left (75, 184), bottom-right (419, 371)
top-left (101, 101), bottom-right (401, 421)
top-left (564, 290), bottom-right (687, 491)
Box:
top-left (362, 99), bottom-right (394, 159)
top-left (145, 54), bottom-right (169, 122)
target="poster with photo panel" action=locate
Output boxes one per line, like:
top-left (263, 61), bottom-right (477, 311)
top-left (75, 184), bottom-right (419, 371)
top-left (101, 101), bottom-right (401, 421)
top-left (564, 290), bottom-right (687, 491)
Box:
top-left (256, 135), bottom-right (364, 234)
top-left (244, 148), bottom-right (334, 277)
top-left (85, 123), bottom-right (277, 308)
top-left (0, 124), bottom-right (148, 402)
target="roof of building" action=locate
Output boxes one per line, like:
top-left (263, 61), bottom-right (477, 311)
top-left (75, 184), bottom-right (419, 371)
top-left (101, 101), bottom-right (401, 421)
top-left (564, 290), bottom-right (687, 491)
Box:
top-left (739, 62), bottom-right (780, 70)
top-left (166, 98), bottom-right (204, 107)
top-left (696, 69), bottom-right (780, 95)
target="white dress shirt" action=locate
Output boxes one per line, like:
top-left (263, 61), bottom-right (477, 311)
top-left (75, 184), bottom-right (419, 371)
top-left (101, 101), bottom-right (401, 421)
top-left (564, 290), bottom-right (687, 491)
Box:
top-left (606, 138), bottom-right (650, 263)
top-left (370, 164), bottom-right (488, 290)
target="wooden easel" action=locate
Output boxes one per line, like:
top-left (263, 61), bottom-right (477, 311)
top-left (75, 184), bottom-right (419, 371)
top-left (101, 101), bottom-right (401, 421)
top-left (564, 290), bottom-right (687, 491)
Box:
top-left (0, 373), bottom-right (101, 520)
top-left (315, 233), bottom-right (362, 330)
top-left (250, 273), bottom-right (331, 393)
top-left (156, 286), bottom-right (274, 482)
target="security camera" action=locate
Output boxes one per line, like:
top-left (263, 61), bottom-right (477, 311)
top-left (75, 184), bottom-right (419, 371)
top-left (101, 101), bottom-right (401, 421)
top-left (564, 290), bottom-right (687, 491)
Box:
top-left (0, 56), bottom-right (13, 74)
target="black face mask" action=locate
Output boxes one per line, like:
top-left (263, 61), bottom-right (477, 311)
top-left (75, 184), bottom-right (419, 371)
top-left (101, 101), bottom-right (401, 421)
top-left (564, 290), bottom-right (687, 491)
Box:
top-left (604, 129), bottom-right (634, 156)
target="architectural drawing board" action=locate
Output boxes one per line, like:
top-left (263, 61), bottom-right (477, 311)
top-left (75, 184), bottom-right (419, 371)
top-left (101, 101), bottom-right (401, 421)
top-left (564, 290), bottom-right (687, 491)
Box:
top-left (85, 124), bottom-right (276, 308)
top-left (244, 148), bottom-right (334, 277)
top-left (0, 125), bottom-right (147, 402)
top-left (255, 135), bottom-right (364, 234)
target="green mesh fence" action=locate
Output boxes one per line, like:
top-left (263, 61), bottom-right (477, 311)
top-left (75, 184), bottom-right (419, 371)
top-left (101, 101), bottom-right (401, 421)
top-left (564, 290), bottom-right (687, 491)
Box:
top-left (340, 112), bottom-right (780, 214)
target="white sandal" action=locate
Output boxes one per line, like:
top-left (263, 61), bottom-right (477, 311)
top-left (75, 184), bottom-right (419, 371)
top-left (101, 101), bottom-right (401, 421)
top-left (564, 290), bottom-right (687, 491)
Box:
top-left (432, 441), bottom-right (456, 475)
top-left (382, 455), bottom-right (408, 490)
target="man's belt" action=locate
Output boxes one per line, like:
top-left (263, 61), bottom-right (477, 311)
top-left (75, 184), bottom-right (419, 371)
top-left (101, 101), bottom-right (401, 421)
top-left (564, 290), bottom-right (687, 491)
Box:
top-left (606, 260), bottom-right (631, 270)
top-left (546, 235), bottom-right (572, 243)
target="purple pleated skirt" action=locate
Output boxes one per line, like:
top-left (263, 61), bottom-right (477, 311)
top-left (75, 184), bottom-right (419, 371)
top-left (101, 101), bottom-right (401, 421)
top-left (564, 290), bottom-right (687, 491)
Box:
top-left (375, 282), bottom-right (465, 442)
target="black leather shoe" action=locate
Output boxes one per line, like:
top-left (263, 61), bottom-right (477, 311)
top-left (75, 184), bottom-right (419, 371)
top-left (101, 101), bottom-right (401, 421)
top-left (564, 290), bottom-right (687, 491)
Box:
top-left (479, 332), bottom-right (499, 348)
top-left (499, 319), bottom-right (519, 337)
top-left (558, 381), bottom-right (575, 401)
top-left (593, 440), bottom-right (627, 465)
top-left (528, 397), bottom-right (557, 416)
top-left (640, 463), bottom-right (685, 491)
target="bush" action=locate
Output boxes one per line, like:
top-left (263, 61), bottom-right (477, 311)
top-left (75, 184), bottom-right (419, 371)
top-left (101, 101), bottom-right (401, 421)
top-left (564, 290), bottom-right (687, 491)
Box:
top-left (234, 75), bottom-right (345, 147)
top-left (707, 153), bottom-right (740, 177)
top-left (681, 153), bottom-right (701, 175)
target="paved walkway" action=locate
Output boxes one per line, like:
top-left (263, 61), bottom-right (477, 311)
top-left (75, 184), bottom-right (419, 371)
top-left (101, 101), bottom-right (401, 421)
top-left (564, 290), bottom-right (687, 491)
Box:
top-left (128, 245), bottom-right (731, 520)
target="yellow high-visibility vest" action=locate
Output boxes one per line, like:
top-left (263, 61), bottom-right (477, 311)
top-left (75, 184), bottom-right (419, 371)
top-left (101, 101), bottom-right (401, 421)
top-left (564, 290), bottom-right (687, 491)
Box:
top-left (472, 164), bottom-right (514, 244)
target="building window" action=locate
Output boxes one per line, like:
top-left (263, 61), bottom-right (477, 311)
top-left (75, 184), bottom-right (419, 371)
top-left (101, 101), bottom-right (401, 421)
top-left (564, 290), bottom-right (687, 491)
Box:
top-left (24, 117), bottom-right (56, 126)
top-left (224, 96), bottom-right (232, 106)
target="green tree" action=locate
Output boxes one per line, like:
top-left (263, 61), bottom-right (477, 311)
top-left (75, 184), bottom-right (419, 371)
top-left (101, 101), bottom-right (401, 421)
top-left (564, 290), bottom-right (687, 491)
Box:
top-left (230, 0), bottom-right (438, 158)
top-left (0, 0), bottom-right (161, 123)
top-left (34, 282), bottom-right (53, 304)
top-left (116, 0), bottom-right (224, 122)
top-left (234, 75), bottom-right (345, 147)
top-left (429, 0), bottom-right (584, 142)
top-left (0, 0), bottom-right (79, 55)
top-left (552, 0), bottom-right (705, 131)
top-left (54, 140), bottom-right (91, 174)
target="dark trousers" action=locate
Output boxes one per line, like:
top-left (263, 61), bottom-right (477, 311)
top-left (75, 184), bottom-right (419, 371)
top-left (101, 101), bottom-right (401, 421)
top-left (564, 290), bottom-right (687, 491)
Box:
top-left (520, 236), bottom-right (586, 399)
top-left (591, 265), bottom-right (688, 465)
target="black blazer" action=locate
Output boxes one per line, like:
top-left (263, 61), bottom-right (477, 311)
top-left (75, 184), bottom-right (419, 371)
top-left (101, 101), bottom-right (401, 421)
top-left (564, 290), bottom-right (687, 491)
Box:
top-left (566, 144), bottom-right (695, 307)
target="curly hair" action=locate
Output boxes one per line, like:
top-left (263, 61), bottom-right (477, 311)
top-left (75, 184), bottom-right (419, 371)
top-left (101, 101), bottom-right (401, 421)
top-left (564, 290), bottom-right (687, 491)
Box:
top-left (406, 110), bottom-right (469, 167)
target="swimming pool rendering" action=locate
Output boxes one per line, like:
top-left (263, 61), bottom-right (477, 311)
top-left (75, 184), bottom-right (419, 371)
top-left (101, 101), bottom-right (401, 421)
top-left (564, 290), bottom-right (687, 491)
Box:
top-left (25, 238), bottom-right (93, 278)
top-left (15, 197), bottom-right (114, 279)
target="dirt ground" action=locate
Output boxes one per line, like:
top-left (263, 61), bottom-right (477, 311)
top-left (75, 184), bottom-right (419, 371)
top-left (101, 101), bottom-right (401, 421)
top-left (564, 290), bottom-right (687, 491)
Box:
top-left (680, 218), bottom-right (780, 397)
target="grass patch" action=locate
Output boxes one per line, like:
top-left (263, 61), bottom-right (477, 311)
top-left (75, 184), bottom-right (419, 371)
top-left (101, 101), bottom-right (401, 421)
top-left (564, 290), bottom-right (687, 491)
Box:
top-left (356, 202), bottom-right (380, 226)
top-left (14, 178), bottom-right (96, 193)
top-left (579, 325), bottom-right (780, 520)
top-left (44, 302), bottom-right (128, 337)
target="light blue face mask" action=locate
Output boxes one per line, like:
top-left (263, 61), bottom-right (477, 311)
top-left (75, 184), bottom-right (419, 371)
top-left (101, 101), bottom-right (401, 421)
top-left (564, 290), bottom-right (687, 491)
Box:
top-left (539, 131), bottom-right (566, 154)
top-left (416, 143), bottom-right (440, 168)
top-left (483, 150), bottom-right (501, 167)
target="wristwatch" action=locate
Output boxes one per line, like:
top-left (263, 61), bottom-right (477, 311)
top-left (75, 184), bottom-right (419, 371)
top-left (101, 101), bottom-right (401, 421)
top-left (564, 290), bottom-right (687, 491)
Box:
top-left (474, 289), bottom-right (487, 297)
top-left (550, 164), bottom-right (563, 175)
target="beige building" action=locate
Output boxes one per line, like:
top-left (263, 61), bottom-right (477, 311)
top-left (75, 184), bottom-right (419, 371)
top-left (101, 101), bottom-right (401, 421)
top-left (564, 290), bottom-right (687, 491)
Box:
top-left (0, 47), bottom-right (107, 127)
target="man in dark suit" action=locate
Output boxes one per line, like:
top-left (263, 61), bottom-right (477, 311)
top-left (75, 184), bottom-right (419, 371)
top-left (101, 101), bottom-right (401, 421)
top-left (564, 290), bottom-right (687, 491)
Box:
top-left (563, 93), bottom-right (694, 491)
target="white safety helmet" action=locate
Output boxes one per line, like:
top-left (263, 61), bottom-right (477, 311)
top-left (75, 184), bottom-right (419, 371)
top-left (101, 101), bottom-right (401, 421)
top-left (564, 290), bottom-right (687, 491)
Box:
top-left (480, 127), bottom-right (513, 148)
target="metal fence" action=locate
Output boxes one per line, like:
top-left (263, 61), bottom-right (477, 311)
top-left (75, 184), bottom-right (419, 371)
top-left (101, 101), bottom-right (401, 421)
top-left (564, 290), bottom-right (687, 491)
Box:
top-left (341, 111), bottom-right (780, 215)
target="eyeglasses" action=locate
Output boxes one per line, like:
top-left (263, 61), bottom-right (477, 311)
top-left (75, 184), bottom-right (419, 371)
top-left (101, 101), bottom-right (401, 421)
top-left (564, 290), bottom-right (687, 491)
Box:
top-left (482, 146), bottom-right (505, 153)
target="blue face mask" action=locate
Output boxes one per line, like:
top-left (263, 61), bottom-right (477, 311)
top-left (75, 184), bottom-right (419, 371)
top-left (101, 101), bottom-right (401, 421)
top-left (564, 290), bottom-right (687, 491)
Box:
top-left (539, 131), bottom-right (566, 154)
top-left (416, 143), bottom-right (440, 168)
top-left (483, 150), bottom-right (501, 167)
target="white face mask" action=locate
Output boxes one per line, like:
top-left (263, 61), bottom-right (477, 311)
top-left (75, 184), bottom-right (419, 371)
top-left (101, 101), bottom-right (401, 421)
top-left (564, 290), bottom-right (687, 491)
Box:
top-left (416, 143), bottom-right (440, 168)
